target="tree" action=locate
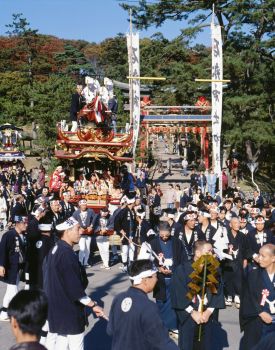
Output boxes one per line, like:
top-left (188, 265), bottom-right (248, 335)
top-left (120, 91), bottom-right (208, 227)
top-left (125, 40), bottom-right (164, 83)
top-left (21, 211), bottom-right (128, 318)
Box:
top-left (121, 0), bottom-right (275, 167)
top-left (5, 13), bottom-right (39, 88)
top-left (55, 43), bottom-right (95, 78)
top-left (0, 72), bottom-right (30, 124)
top-left (31, 75), bottom-right (75, 150)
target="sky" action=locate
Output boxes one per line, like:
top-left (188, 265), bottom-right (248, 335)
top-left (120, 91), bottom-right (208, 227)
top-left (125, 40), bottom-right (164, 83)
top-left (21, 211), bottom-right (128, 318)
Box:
top-left (0, 0), bottom-right (211, 45)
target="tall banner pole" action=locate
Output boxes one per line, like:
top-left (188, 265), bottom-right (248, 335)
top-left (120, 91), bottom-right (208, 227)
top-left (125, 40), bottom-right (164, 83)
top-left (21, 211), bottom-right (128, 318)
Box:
top-left (127, 16), bottom-right (140, 160)
top-left (211, 8), bottom-right (223, 196)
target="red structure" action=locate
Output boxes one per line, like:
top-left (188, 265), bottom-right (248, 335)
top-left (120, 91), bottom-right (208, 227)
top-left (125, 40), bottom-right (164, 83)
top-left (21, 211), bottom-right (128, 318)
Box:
top-left (55, 124), bottom-right (133, 162)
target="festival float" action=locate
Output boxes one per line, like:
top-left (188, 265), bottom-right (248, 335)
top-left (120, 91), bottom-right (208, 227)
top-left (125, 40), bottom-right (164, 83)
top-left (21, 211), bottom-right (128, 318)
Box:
top-left (0, 123), bottom-right (25, 166)
top-left (54, 76), bottom-right (134, 209)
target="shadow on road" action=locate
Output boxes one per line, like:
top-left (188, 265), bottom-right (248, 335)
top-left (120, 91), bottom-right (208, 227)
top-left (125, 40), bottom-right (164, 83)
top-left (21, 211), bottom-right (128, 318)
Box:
top-left (84, 273), bottom-right (128, 350)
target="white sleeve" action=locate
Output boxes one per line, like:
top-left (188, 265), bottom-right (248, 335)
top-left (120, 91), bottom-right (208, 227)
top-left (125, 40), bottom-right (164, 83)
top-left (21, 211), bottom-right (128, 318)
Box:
top-left (185, 305), bottom-right (194, 314)
top-left (79, 296), bottom-right (92, 306)
top-left (207, 307), bottom-right (214, 314)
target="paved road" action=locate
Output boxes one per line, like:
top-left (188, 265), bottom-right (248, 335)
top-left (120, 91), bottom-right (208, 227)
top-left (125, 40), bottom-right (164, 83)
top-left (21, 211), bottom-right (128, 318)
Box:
top-left (0, 257), bottom-right (242, 350)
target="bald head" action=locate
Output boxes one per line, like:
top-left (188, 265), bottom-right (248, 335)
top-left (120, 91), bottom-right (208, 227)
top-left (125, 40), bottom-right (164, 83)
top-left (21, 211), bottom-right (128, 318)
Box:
top-left (260, 244), bottom-right (275, 256)
top-left (194, 240), bottom-right (213, 261)
top-left (230, 217), bottom-right (240, 232)
top-left (258, 244), bottom-right (275, 269)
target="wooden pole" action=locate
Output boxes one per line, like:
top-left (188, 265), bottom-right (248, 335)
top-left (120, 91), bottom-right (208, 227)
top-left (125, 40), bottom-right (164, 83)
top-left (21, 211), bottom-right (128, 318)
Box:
top-left (127, 76), bottom-right (166, 80)
top-left (198, 256), bottom-right (208, 341)
top-left (129, 9), bottom-right (133, 126)
top-left (195, 79), bottom-right (230, 83)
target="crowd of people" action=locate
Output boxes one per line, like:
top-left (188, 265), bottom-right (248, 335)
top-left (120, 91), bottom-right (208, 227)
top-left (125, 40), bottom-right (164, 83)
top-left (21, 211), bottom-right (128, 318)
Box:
top-left (0, 160), bottom-right (274, 350)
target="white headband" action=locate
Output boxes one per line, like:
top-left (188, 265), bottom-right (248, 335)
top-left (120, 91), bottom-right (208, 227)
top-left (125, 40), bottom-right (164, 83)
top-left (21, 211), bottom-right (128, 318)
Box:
top-left (198, 211), bottom-right (211, 218)
top-left (129, 268), bottom-right (157, 285)
top-left (56, 217), bottom-right (79, 231)
top-left (126, 197), bottom-right (136, 204)
top-left (255, 217), bottom-right (265, 224)
top-left (185, 213), bottom-right (197, 221)
top-left (187, 205), bottom-right (198, 212)
top-left (38, 223), bottom-right (53, 231)
top-left (79, 199), bottom-right (87, 205)
top-left (136, 212), bottom-right (146, 219)
top-left (251, 208), bottom-right (260, 214)
top-left (167, 214), bottom-right (175, 219)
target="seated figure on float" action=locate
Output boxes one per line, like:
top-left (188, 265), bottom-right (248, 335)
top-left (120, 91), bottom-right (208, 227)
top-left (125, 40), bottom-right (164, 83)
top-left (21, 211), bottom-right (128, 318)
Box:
top-left (78, 77), bottom-right (113, 129)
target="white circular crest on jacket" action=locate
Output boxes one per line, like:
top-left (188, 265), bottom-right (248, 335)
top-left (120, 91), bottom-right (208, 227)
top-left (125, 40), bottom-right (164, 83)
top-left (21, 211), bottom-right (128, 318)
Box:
top-left (121, 297), bottom-right (132, 312)
top-left (36, 240), bottom-right (43, 249)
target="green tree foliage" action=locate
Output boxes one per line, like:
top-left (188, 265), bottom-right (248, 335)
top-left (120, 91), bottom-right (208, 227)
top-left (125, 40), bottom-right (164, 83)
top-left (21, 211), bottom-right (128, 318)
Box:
top-left (0, 72), bottom-right (30, 124)
top-left (121, 0), bottom-right (275, 163)
top-left (1, 8), bottom-right (274, 167)
top-left (31, 75), bottom-right (74, 149)
top-left (5, 13), bottom-right (39, 85)
top-left (55, 43), bottom-right (95, 77)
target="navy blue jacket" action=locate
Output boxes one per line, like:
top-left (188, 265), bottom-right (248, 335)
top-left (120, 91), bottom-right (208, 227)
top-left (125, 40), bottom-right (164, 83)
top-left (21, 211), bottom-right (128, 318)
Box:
top-left (246, 229), bottom-right (275, 257)
top-left (43, 240), bottom-right (88, 334)
top-left (150, 236), bottom-right (184, 301)
top-left (107, 287), bottom-right (178, 350)
top-left (0, 229), bottom-right (26, 284)
top-left (114, 207), bottom-right (136, 244)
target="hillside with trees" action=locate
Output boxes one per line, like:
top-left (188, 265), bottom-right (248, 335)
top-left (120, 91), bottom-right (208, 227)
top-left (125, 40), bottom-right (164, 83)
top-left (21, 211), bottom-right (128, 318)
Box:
top-left (0, 5), bottom-right (274, 173)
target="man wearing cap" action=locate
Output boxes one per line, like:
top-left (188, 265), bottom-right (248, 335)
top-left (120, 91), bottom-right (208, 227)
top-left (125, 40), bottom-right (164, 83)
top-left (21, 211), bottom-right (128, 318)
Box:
top-left (114, 194), bottom-right (137, 272)
top-left (73, 199), bottom-right (95, 267)
top-left (43, 216), bottom-right (104, 350)
top-left (0, 215), bottom-right (28, 321)
top-left (93, 207), bottom-right (114, 270)
top-left (107, 259), bottom-right (178, 350)
top-left (247, 215), bottom-right (275, 264)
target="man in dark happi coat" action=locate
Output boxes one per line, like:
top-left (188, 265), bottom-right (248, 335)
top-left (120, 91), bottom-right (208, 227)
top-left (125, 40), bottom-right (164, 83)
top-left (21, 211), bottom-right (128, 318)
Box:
top-left (114, 194), bottom-right (137, 272)
top-left (176, 211), bottom-right (204, 262)
top-left (43, 217), bottom-right (104, 350)
top-left (0, 216), bottom-right (28, 321)
top-left (171, 240), bottom-right (225, 350)
top-left (222, 217), bottom-right (249, 308)
top-left (60, 192), bottom-right (75, 220)
top-left (247, 215), bottom-right (275, 264)
top-left (107, 259), bottom-right (178, 350)
top-left (240, 244), bottom-right (275, 350)
top-left (135, 208), bottom-right (155, 245)
top-left (150, 221), bottom-right (183, 333)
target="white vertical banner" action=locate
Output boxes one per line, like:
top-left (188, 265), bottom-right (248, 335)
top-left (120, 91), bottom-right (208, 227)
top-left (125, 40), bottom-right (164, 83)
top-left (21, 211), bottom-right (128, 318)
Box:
top-left (127, 32), bottom-right (140, 155)
top-left (211, 20), bottom-right (223, 177)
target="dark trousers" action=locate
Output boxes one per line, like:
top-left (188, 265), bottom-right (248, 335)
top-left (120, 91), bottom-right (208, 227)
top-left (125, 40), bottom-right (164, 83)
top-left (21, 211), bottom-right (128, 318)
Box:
top-left (223, 264), bottom-right (242, 297)
top-left (178, 317), bottom-right (213, 350)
